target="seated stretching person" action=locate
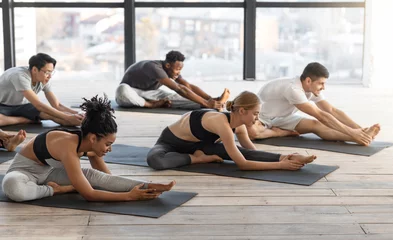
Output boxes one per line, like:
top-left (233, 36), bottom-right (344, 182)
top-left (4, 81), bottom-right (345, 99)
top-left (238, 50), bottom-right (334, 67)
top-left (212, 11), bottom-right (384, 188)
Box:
top-left (2, 95), bottom-right (175, 202)
top-left (0, 53), bottom-right (83, 127)
top-left (115, 50), bottom-right (230, 110)
top-left (0, 129), bottom-right (26, 152)
top-left (247, 62), bottom-right (379, 146)
top-left (147, 91), bottom-right (316, 171)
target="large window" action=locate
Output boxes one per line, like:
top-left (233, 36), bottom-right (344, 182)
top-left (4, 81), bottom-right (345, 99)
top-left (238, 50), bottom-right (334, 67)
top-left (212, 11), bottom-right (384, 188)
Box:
top-left (13, 8), bottom-right (124, 99)
top-left (14, 8), bottom-right (124, 79)
top-left (136, 8), bottom-right (244, 81)
top-left (256, 8), bottom-right (364, 82)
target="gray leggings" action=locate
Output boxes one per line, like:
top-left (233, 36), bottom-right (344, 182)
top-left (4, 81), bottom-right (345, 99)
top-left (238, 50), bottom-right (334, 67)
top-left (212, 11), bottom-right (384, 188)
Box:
top-left (147, 127), bottom-right (281, 170)
top-left (2, 153), bottom-right (146, 202)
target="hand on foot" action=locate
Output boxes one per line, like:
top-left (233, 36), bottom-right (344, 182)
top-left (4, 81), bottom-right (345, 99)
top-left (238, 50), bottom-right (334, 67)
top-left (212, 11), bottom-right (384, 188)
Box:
top-left (3, 130), bottom-right (26, 152)
top-left (191, 150), bottom-right (223, 164)
top-left (351, 128), bottom-right (372, 146)
top-left (150, 99), bottom-right (172, 108)
top-left (288, 153), bottom-right (317, 164)
top-left (278, 155), bottom-right (305, 170)
top-left (364, 124), bottom-right (380, 140)
top-left (47, 182), bottom-right (75, 195)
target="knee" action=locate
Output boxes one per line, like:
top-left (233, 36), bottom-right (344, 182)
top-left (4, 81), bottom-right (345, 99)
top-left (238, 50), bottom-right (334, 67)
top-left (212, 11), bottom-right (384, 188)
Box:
top-left (146, 149), bottom-right (168, 170)
top-left (2, 172), bottom-right (30, 202)
top-left (246, 121), bottom-right (264, 140)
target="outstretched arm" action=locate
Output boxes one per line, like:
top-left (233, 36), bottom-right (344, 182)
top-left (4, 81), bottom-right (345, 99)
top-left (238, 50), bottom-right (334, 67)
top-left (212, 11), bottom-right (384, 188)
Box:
top-left (316, 100), bottom-right (361, 129)
top-left (295, 102), bottom-right (371, 145)
top-left (159, 77), bottom-right (220, 109)
top-left (235, 125), bottom-right (256, 150)
top-left (176, 77), bottom-right (211, 100)
top-left (45, 91), bottom-right (78, 114)
top-left (87, 151), bottom-right (111, 174)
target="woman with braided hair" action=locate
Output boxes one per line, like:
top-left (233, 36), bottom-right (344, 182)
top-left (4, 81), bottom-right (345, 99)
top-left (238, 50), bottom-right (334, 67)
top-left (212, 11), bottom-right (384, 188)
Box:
top-left (147, 91), bottom-right (317, 171)
top-left (2, 95), bottom-right (175, 202)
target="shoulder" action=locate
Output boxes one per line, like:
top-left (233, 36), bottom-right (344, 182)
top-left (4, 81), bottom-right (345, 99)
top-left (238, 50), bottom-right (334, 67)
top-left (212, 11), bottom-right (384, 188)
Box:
top-left (47, 130), bottom-right (79, 149)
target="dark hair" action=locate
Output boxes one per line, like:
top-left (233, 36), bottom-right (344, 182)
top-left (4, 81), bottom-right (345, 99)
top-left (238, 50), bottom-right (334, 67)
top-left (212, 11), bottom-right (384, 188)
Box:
top-left (80, 95), bottom-right (117, 139)
top-left (28, 53), bottom-right (57, 71)
top-left (300, 62), bottom-right (329, 81)
top-left (165, 50), bottom-right (185, 64)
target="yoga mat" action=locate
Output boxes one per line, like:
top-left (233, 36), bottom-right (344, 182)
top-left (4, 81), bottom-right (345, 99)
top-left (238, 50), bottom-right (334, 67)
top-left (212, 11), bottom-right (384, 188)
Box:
top-left (0, 175), bottom-right (197, 218)
top-left (104, 144), bottom-right (338, 186)
top-left (1, 120), bottom-right (79, 134)
top-left (71, 101), bottom-right (189, 115)
top-left (253, 133), bottom-right (393, 156)
top-left (0, 149), bottom-right (17, 164)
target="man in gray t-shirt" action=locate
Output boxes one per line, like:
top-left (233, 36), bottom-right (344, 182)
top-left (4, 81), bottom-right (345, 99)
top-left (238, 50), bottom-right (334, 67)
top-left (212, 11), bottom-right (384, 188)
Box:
top-left (115, 50), bottom-right (229, 110)
top-left (0, 53), bottom-right (83, 127)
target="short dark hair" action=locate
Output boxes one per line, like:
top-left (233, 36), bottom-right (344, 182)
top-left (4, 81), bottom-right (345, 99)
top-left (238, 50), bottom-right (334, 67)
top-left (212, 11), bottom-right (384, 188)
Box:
top-left (165, 50), bottom-right (185, 64)
top-left (28, 53), bottom-right (57, 71)
top-left (80, 95), bottom-right (117, 139)
top-left (300, 62), bottom-right (329, 81)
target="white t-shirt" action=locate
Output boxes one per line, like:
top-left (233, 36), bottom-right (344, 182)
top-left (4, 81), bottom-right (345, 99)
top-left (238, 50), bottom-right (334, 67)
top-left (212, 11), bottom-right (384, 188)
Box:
top-left (258, 77), bottom-right (325, 118)
top-left (0, 66), bottom-right (52, 105)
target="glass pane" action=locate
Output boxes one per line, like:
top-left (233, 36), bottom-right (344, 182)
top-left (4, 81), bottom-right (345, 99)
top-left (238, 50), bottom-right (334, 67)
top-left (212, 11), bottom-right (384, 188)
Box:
top-left (257, 0), bottom-right (364, 2)
top-left (15, 0), bottom-right (121, 2)
top-left (136, 8), bottom-right (244, 81)
top-left (136, 0), bottom-right (242, 2)
top-left (0, 11), bottom-right (4, 72)
top-left (14, 8), bottom-right (124, 100)
top-left (256, 8), bottom-right (364, 83)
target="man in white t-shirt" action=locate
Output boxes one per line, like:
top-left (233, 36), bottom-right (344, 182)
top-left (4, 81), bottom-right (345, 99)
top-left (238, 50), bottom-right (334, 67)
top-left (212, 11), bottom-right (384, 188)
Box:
top-left (247, 62), bottom-right (380, 146)
top-left (0, 53), bottom-right (83, 127)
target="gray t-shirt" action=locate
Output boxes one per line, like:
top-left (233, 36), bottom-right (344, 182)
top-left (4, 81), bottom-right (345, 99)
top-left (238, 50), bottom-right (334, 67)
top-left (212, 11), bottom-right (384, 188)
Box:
top-left (121, 60), bottom-right (173, 91)
top-left (0, 66), bottom-right (52, 105)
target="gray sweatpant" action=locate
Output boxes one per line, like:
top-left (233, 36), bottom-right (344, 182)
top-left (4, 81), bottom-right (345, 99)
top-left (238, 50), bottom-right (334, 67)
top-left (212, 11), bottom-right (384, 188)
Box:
top-left (115, 83), bottom-right (201, 109)
top-left (2, 153), bottom-right (147, 202)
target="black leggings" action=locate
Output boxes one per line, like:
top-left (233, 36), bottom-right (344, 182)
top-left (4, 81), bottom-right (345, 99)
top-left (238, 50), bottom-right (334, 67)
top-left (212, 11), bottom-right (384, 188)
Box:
top-left (147, 127), bottom-right (281, 170)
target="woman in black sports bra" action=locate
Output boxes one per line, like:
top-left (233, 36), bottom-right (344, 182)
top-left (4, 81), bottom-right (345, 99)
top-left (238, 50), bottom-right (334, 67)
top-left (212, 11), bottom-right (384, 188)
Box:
top-left (2, 95), bottom-right (175, 202)
top-left (147, 91), bottom-right (316, 171)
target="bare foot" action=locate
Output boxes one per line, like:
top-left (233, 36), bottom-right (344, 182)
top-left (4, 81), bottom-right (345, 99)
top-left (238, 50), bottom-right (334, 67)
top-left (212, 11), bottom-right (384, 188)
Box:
top-left (218, 88), bottom-right (231, 104)
top-left (364, 124), bottom-right (380, 140)
top-left (191, 150), bottom-right (223, 164)
top-left (148, 99), bottom-right (172, 108)
top-left (47, 182), bottom-right (75, 195)
top-left (3, 130), bottom-right (26, 152)
top-left (148, 180), bottom-right (176, 193)
top-left (287, 154), bottom-right (317, 164)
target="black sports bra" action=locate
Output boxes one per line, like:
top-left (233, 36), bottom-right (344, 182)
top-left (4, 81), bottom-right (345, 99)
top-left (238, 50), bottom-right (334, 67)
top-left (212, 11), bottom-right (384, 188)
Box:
top-left (189, 109), bottom-right (234, 143)
top-left (33, 128), bottom-right (84, 165)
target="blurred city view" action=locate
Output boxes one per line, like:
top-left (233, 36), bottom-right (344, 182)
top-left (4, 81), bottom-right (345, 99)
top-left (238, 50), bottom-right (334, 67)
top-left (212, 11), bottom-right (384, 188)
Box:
top-left (0, 3), bottom-right (364, 84)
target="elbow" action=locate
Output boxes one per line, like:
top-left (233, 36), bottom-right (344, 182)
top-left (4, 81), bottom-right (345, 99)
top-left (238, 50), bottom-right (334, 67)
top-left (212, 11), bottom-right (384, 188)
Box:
top-left (236, 162), bottom-right (250, 171)
top-left (80, 190), bottom-right (96, 202)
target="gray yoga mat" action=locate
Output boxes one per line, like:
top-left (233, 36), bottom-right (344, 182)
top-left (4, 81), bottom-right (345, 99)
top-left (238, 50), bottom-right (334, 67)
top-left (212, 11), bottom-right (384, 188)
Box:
top-left (71, 100), bottom-right (189, 115)
top-left (103, 144), bottom-right (338, 186)
top-left (0, 175), bottom-right (197, 218)
top-left (1, 120), bottom-right (79, 134)
top-left (253, 133), bottom-right (393, 156)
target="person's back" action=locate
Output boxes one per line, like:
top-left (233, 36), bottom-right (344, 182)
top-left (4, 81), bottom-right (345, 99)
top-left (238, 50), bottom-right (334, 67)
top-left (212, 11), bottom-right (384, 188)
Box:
top-left (121, 60), bottom-right (168, 91)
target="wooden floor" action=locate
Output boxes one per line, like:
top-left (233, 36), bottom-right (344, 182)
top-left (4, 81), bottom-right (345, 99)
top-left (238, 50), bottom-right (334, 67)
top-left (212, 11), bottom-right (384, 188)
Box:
top-left (1, 81), bottom-right (393, 239)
